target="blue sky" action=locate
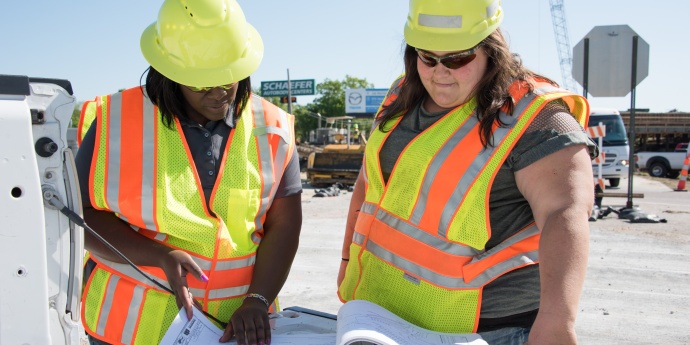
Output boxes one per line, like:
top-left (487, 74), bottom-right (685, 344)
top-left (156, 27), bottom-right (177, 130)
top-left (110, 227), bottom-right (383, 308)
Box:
top-left (2, 1), bottom-right (688, 113)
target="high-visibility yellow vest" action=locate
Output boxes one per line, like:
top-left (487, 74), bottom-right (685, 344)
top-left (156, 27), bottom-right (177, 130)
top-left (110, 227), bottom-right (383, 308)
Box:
top-left (81, 86), bottom-right (295, 345)
top-left (77, 99), bottom-right (97, 145)
top-left (338, 76), bottom-right (589, 333)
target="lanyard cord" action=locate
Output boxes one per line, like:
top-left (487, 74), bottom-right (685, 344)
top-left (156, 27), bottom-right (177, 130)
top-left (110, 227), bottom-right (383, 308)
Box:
top-left (45, 194), bottom-right (229, 328)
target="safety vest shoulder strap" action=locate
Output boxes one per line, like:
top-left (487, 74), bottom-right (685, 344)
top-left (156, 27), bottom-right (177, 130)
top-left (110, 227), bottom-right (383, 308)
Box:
top-left (374, 74), bottom-right (405, 122)
top-left (77, 98), bottom-right (98, 145)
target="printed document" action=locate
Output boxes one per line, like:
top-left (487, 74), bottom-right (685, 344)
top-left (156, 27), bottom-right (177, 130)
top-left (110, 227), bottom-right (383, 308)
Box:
top-left (336, 300), bottom-right (488, 345)
top-left (160, 301), bottom-right (487, 345)
top-left (159, 307), bottom-right (336, 345)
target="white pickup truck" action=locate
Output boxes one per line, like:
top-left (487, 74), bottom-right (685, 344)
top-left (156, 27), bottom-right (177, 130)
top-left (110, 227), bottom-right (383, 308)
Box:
top-left (635, 143), bottom-right (689, 178)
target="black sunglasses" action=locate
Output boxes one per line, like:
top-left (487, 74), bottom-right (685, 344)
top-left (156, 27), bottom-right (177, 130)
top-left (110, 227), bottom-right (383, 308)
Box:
top-left (415, 45), bottom-right (481, 69)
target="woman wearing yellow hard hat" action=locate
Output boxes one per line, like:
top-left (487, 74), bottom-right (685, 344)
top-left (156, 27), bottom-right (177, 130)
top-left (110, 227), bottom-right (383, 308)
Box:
top-left (76, 1), bottom-right (302, 344)
top-left (338, 1), bottom-right (596, 344)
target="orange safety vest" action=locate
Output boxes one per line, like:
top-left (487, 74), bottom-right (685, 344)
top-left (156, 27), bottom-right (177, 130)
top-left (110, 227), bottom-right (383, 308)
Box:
top-left (80, 86), bottom-right (295, 345)
top-left (338, 76), bottom-right (589, 333)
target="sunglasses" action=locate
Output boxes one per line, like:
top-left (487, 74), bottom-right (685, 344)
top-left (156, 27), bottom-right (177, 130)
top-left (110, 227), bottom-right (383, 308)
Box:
top-left (186, 82), bottom-right (238, 93)
top-left (415, 45), bottom-right (481, 69)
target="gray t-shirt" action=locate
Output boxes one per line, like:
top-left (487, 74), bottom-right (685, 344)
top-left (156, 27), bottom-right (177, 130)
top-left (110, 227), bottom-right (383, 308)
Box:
top-left (378, 99), bottom-right (597, 324)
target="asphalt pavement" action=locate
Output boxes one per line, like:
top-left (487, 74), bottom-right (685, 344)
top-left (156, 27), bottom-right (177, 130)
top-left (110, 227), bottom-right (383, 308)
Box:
top-left (279, 175), bottom-right (690, 344)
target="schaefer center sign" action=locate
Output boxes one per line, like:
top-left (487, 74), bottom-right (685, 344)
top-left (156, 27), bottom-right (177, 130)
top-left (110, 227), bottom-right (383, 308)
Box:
top-left (261, 79), bottom-right (315, 97)
top-left (345, 88), bottom-right (388, 117)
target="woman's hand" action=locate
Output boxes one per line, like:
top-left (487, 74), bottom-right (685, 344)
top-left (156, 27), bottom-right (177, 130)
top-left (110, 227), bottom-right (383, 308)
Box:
top-left (219, 297), bottom-right (271, 344)
top-left (159, 249), bottom-right (208, 320)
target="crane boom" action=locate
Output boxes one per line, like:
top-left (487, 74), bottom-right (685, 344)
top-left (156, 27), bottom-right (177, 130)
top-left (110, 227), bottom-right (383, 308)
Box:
top-left (549, 0), bottom-right (579, 93)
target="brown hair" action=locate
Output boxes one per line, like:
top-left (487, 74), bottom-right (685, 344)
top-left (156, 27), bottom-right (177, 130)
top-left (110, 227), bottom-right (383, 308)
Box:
top-left (379, 28), bottom-right (557, 147)
top-left (142, 67), bottom-right (252, 129)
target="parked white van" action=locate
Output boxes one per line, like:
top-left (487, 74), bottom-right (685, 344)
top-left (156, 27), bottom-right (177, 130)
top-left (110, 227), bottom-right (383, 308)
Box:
top-left (588, 108), bottom-right (630, 187)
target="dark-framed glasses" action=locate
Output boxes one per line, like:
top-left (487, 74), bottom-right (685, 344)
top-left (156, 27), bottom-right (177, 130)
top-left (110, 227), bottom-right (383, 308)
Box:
top-left (415, 45), bottom-right (481, 69)
top-left (186, 82), bottom-right (238, 93)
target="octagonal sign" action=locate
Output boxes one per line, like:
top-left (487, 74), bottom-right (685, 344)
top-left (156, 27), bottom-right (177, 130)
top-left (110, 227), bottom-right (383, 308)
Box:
top-left (572, 25), bottom-right (649, 97)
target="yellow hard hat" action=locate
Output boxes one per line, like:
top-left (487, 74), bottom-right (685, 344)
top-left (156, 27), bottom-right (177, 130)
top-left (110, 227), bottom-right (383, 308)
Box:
top-left (404, 0), bottom-right (503, 51)
top-left (140, 0), bottom-right (264, 87)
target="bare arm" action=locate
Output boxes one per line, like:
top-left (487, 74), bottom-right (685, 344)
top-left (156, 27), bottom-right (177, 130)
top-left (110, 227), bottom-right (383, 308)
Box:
top-left (515, 144), bottom-right (593, 345)
top-left (337, 168), bottom-right (366, 286)
top-left (221, 193), bottom-right (302, 344)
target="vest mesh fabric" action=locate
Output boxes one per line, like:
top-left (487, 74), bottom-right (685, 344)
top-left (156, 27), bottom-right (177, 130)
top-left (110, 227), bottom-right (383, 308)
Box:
top-left (382, 101), bottom-right (474, 220)
top-left (92, 96), bottom-right (109, 209)
top-left (356, 251), bottom-right (479, 333)
top-left (338, 244), bottom-right (363, 300)
top-left (135, 290), bottom-right (178, 344)
top-left (157, 123), bottom-right (218, 256)
top-left (83, 269), bottom-right (109, 333)
top-left (211, 109), bottom-right (262, 254)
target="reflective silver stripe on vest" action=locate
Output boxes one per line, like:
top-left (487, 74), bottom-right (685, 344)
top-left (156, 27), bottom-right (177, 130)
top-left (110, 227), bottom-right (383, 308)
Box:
top-left (141, 94), bottom-right (156, 230)
top-left (366, 239), bottom-right (485, 288)
top-left (466, 224), bottom-right (540, 283)
top-left (131, 223), bottom-right (168, 242)
top-left (377, 208), bottom-right (480, 256)
top-left (208, 285), bottom-right (250, 299)
top-left (104, 91), bottom-right (157, 230)
top-left (106, 93), bottom-right (123, 218)
top-left (364, 224), bottom-right (539, 288)
top-left (266, 107), bottom-right (290, 192)
top-left (154, 232), bottom-right (167, 241)
top-left (93, 254), bottom-right (254, 298)
top-left (250, 96), bottom-right (269, 236)
top-left (214, 255), bottom-right (256, 271)
top-left (120, 285), bottom-right (145, 344)
top-left (253, 123), bottom-right (291, 143)
top-left (96, 275), bottom-right (120, 336)
top-left (250, 96), bottom-right (289, 237)
top-left (410, 114), bottom-right (479, 226)
top-left (360, 202), bottom-right (377, 216)
top-left (418, 14), bottom-right (462, 29)
top-left (360, 202), bottom-right (479, 256)
top-left (352, 231), bottom-right (366, 245)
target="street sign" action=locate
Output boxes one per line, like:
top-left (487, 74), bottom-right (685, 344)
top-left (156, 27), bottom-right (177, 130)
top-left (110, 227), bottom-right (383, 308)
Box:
top-left (345, 88), bottom-right (388, 117)
top-left (572, 25), bottom-right (649, 97)
top-left (261, 79), bottom-right (315, 97)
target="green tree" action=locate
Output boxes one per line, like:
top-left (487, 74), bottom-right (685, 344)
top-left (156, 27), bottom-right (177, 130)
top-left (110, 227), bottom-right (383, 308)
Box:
top-left (310, 75), bottom-right (372, 117)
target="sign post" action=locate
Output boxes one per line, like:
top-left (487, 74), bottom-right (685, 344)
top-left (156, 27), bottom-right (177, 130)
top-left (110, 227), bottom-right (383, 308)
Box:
top-left (572, 25), bottom-right (650, 209)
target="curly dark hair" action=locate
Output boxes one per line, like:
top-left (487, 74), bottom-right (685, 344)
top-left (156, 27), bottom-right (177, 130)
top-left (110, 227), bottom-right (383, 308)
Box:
top-left (141, 66), bottom-right (252, 129)
top-left (378, 28), bottom-right (557, 147)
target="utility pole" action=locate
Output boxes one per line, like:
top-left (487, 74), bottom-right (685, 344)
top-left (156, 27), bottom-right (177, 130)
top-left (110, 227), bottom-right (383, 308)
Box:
top-left (286, 69), bottom-right (293, 114)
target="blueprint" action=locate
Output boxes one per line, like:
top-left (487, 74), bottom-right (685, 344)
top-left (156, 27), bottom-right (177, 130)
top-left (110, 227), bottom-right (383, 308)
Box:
top-left (336, 300), bottom-right (488, 345)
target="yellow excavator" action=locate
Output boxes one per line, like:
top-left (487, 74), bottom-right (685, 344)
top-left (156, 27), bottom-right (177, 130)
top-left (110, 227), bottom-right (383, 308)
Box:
top-left (306, 119), bottom-right (366, 187)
